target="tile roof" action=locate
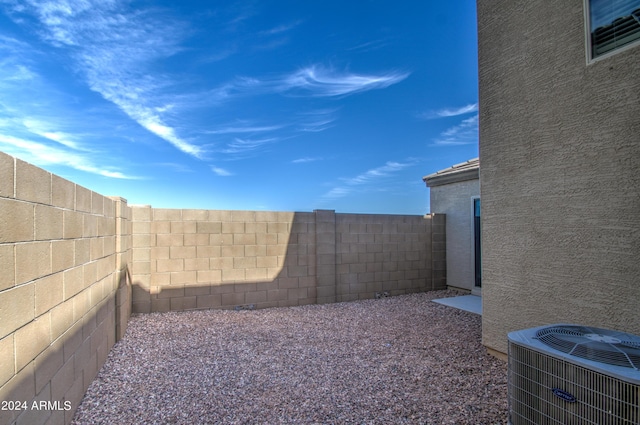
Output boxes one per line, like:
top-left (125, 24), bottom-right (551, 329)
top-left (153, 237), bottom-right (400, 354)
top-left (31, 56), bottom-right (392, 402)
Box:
top-left (422, 158), bottom-right (479, 187)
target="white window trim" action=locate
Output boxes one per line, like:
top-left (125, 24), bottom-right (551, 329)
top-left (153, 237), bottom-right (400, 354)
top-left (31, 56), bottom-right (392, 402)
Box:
top-left (584, 0), bottom-right (640, 64)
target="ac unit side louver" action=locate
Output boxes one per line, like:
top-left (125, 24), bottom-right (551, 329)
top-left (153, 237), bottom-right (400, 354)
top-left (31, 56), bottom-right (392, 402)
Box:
top-left (508, 324), bottom-right (640, 425)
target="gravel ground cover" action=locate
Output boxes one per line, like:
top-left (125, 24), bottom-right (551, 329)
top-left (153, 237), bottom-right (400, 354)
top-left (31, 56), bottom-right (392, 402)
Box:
top-left (72, 290), bottom-right (507, 424)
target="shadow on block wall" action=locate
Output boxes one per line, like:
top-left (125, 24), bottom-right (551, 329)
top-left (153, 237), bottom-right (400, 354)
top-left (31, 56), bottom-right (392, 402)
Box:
top-left (0, 149), bottom-right (444, 425)
top-left (0, 289), bottom-right (119, 425)
top-left (0, 151), bottom-right (135, 425)
top-left (0, 263), bottom-right (134, 425)
top-left (0, 262), bottom-right (133, 425)
top-left (128, 208), bottom-right (446, 314)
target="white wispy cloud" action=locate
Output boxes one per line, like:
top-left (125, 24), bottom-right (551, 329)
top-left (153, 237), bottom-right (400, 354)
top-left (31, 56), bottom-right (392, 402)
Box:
top-left (292, 157), bottom-right (322, 164)
top-left (280, 65), bottom-right (409, 97)
top-left (221, 65), bottom-right (409, 99)
top-left (8, 3), bottom-right (399, 157)
top-left (211, 166), bottom-right (233, 176)
top-left (0, 38), bottom-right (139, 178)
top-left (343, 161), bottom-right (411, 185)
top-left (21, 119), bottom-right (82, 150)
top-left (258, 20), bottom-right (303, 36)
top-left (322, 160), bottom-right (414, 200)
top-left (298, 118), bottom-right (335, 133)
top-left (0, 133), bottom-right (135, 179)
top-left (156, 162), bottom-right (193, 173)
top-left (207, 121), bottom-right (289, 159)
top-left (0, 34), bottom-right (30, 52)
top-left (223, 4), bottom-right (259, 31)
top-left (0, 36), bottom-right (39, 84)
top-left (432, 114), bottom-right (478, 146)
top-left (221, 137), bottom-right (279, 155)
top-left (296, 108), bottom-right (338, 132)
top-left (136, 113), bottom-right (203, 158)
top-left (322, 187), bottom-right (351, 199)
top-left (346, 37), bottom-right (395, 52)
top-left (206, 122), bottom-right (284, 135)
top-left (202, 48), bottom-right (237, 64)
top-left (422, 103), bottom-right (478, 119)
top-left (2, 1), bottom-right (414, 175)
top-left (437, 103), bottom-right (478, 117)
top-left (6, 0), bottom-right (205, 158)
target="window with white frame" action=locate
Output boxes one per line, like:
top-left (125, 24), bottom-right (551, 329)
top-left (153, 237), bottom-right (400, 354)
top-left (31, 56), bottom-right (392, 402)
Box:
top-left (587, 0), bottom-right (640, 59)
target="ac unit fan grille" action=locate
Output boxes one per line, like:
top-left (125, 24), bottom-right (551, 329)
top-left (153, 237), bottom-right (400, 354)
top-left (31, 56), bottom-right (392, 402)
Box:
top-left (508, 342), bottom-right (640, 425)
top-left (535, 325), bottom-right (640, 370)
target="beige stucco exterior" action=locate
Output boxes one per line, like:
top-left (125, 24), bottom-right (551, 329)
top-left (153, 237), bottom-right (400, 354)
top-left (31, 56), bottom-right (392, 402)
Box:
top-left (477, 1), bottom-right (640, 354)
top-left (424, 159), bottom-right (480, 294)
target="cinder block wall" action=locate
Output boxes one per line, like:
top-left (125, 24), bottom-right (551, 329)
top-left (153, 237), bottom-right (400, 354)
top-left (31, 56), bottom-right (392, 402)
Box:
top-left (334, 213), bottom-right (444, 302)
top-left (130, 208), bottom-right (446, 313)
top-left (1, 151), bottom-right (444, 424)
top-left (130, 208), bottom-right (318, 313)
top-left (0, 152), bottom-right (132, 425)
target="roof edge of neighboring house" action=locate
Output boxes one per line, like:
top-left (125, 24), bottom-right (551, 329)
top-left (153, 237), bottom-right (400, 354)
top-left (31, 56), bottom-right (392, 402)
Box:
top-left (423, 157), bottom-right (479, 187)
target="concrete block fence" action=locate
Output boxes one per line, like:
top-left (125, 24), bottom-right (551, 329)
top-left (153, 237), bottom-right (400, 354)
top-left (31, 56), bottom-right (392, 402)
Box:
top-left (130, 207), bottom-right (446, 314)
top-left (0, 152), bottom-right (131, 425)
top-left (0, 151), bottom-right (445, 425)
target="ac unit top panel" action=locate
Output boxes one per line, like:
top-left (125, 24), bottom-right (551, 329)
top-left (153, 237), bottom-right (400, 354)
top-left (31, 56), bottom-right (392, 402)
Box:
top-left (508, 323), bottom-right (640, 384)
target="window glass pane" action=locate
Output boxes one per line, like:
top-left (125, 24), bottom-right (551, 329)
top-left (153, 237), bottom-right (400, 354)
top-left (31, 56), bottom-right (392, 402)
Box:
top-left (589, 0), bottom-right (640, 58)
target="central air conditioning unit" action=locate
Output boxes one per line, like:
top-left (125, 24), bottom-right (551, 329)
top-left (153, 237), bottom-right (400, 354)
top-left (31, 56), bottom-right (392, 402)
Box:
top-left (508, 324), bottom-right (640, 425)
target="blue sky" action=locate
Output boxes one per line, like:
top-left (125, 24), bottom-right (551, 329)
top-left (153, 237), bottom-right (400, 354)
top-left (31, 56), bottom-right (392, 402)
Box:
top-left (0, 0), bottom-right (479, 214)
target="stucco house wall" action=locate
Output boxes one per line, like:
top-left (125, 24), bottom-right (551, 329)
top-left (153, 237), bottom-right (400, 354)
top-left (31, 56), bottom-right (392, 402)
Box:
top-left (424, 159), bottom-right (480, 294)
top-left (477, 1), bottom-right (640, 355)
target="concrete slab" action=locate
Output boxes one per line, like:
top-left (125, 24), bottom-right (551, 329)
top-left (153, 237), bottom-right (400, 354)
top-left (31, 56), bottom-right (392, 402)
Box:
top-left (432, 295), bottom-right (482, 315)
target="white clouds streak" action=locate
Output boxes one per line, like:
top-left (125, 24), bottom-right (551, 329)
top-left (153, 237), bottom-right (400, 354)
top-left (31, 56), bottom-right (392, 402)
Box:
top-left (292, 157), bottom-right (322, 164)
top-left (432, 103), bottom-right (478, 118)
top-left (0, 36), bottom-right (135, 178)
top-left (432, 114), bottom-right (478, 146)
top-left (347, 38), bottom-right (394, 53)
top-left (279, 65), bottom-right (409, 97)
top-left (296, 108), bottom-right (337, 132)
top-left (258, 20), bottom-right (303, 36)
top-left (211, 166), bottom-right (233, 176)
top-left (207, 121), bottom-right (287, 159)
top-left (3, 0), bottom-right (413, 180)
top-left (206, 123), bottom-right (284, 135)
top-left (221, 137), bottom-right (279, 155)
top-left (323, 187), bottom-right (351, 199)
top-left (344, 161), bottom-right (411, 185)
top-left (421, 103), bottom-right (479, 147)
top-left (137, 114), bottom-right (203, 158)
top-left (225, 65), bottom-right (409, 98)
top-left (7, 0), bottom-right (204, 158)
top-left (0, 36), bottom-right (39, 85)
top-left (322, 161), bottom-right (413, 200)
top-left (0, 133), bottom-right (134, 179)
top-left (22, 119), bottom-right (81, 150)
